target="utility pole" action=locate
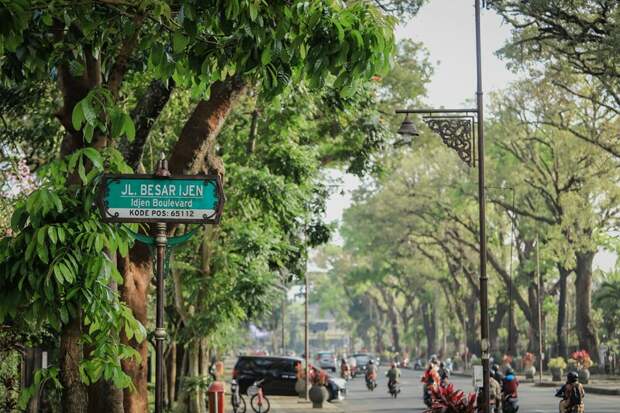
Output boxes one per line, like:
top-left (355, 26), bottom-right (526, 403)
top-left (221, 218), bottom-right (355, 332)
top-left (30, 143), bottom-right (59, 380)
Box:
top-left (537, 235), bottom-right (543, 384)
top-left (281, 296), bottom-right (286, 354)
top-left (304, 274), bottom-right (310, 400)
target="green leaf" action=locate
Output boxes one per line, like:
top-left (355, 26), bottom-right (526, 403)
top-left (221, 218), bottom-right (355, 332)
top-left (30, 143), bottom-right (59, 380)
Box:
top-left (57, 227), bottom-right (66, 243)
top-left (60, 306), bottom-right (69, 324)
top-left (261, 48), bottom-right (272, 65)
top-left (37, 243), bottom-right (49, 264)
top-left (78, 157), bottom-right (87, 184)
top-left (48, 226), bottom-right (57, 244)
top-left (122, 114), bottom-right (135, 141)
top-left (110, 109), bottom-right (124, 139)
top-left (173, 32), bottom-right (189, 53)
top-left (82, 99), bottom-right (97, 125)
top-left (72, 102), bottom-right (84, 130)
top-left (83, 147), bottom-right (103, 170)
top-left (83, 124), bottom-right (94, 143)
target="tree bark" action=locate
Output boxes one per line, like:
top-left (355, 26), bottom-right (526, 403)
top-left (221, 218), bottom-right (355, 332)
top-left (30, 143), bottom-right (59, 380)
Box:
top-left (556, 265), bottom-right (570, 358)
top-left (575, 251), bottom-right (599, 363)
top-left (167, 341), bottom-right (177, 407)
top-left (118, 242), bottom-right (152, 413)
top-left (490, 300), bottom-right (507, 354)
top-left (60, 315), bottom-right (88, 413)
top-left (169, 76), bottom-right (246, 176)
top-left (120, 79), bottom-right (174, 171)
top-left (86, 380), bottom-right (123, 413)
top-left (421, 301), bottom-right (438, 357)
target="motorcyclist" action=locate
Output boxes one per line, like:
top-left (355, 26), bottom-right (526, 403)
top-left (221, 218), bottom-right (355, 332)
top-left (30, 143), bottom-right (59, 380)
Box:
top-left (556, 371), bottom-right (585, 413)
top-left (438, 361), bottom-right (450, 386)
top-left (491, 364), bottom-right (504, 383)
top-left (386, 362), bottom-right (401, 394)
top-left (501, 367), bottom-right (520, 413)
top-left (365, 359), bottom-right (378, 389)
top-left (340, 357), bottom-right (350, 379)
top-left (502, 367), bottom-right (519, 398)
top-left (421, 362), bottom-right (440, 407)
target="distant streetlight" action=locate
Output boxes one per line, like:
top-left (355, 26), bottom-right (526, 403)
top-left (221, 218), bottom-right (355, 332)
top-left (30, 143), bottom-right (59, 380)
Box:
top-left (396, 1), bottom-right (491, 411)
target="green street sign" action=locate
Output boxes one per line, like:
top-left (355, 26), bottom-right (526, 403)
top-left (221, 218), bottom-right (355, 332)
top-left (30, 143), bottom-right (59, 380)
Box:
top-left (98, 174), bottom-right (223, 223)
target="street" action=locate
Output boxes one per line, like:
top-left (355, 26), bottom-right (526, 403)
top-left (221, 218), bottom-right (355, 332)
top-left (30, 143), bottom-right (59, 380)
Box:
top-left (341, 367), bottom-right (620, 412)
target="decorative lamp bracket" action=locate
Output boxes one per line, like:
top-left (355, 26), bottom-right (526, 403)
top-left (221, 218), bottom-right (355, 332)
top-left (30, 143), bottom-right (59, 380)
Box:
top-left (423, 115), bottom-right (476, 167)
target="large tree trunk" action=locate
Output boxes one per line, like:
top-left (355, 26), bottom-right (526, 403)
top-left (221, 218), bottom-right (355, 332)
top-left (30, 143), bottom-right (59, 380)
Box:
top-left (575, 251), bottom-right (599, 363)
top-left (464, 296), bottom-right (480, 355)
top-left (60, 316), bottom-right (88, 413)
top-left (87, 380), bottom-right (123, 413)
top-left (169, 77), bottom-right (246, 176)
top-left (118, 243), bottom-right (152, 413)
top-left (490, 300), bottom-right (507, 354)
top-left (421, 301), bottom-right (438, 357)
top-left (556, 265), bottom-right (570, 358)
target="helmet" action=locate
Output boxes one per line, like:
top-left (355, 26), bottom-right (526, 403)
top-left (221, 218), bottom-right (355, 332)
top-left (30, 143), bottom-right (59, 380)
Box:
top-left (567, 371), bottom-right (579, 383)
top-left (505, 367), bottom-right (514, 376)
top-left (492, 364), bottom-right (500, 372)
top-left (369, 359), bottom-right (374, 365)
top-left (439, 362), bottom-right (445, 368)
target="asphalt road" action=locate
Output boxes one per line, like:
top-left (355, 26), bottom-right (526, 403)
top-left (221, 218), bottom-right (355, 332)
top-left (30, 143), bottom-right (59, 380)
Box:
top-left (342, 367), bottom-right (619, 412)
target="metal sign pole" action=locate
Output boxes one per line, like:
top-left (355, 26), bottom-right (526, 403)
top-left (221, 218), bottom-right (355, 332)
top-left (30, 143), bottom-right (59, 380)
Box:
top-left (154, 157), bottom-right (170, 413)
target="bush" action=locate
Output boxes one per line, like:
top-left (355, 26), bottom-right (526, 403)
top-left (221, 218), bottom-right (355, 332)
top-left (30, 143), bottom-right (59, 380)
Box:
top-left (548, 357), bottom-right (567, 370)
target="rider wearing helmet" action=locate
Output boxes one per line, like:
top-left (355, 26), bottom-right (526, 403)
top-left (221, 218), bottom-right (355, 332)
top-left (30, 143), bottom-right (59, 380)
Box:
top-left (502, 367), bottom-right (519, 397)
top-left (491, 364), bottom-right (504, 383)
top-left (556, 371), bottom-right (585, 413)
top-left (386, 361), bottom-right (401, 393)
top-left (438, 362), bottom-right (450, 386)
top-left (366, 359), bottom-right (377, 378)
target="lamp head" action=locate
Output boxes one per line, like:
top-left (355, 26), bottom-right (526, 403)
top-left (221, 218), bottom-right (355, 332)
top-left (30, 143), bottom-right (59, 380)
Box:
top-left (397, 115), bottom-right (419, 138)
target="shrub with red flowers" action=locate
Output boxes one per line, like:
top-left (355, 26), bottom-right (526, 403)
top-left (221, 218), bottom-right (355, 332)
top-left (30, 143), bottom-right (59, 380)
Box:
top-left (523, 352), bottom-right (536, 367)
top-left (571, 350), bottom-right (592, 369)
top-left (502, 354), bottom-right (513, 366)
top-left (424, 383), bottom-right (477, 413)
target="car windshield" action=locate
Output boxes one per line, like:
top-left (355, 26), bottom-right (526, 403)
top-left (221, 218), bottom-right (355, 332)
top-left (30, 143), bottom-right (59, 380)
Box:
top-left (355, 355), bottom-right (370, 364)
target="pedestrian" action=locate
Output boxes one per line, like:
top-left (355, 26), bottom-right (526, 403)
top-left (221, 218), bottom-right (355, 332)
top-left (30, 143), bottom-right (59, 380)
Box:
top-left (556, 371), bottom-right (585, 413)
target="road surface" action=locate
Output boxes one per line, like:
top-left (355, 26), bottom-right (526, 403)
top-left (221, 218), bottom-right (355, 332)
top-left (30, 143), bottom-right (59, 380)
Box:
top-left (342, 367), bottom-right (619, 412)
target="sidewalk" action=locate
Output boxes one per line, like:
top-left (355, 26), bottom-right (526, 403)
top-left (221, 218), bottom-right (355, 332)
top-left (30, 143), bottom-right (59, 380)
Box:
top-left (452, 370), bottom-right (620, 396)
top-left (269, 396), bottom-right (345, 413)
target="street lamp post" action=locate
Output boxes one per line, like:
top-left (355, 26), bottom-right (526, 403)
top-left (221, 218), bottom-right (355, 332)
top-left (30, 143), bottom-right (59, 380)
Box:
top-left (304, 274), bottom-right (310, 400)
top-left (396, 1), bottom-right (490, 411)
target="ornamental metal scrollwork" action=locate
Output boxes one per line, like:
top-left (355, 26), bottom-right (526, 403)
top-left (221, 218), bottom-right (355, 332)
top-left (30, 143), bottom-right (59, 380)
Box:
top-left (423, 117), bottom-right (474, 167)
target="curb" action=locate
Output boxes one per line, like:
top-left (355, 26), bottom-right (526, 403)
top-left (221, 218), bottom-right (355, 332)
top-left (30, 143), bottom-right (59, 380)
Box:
top-left (534, 382), bottom-right (620, 396)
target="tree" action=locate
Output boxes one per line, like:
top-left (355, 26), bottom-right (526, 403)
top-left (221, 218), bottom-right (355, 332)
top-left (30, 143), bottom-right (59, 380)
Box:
top-left (491, 0), bottom-right (620, 155)
top-left (0, 1), bottom-right (395, 411)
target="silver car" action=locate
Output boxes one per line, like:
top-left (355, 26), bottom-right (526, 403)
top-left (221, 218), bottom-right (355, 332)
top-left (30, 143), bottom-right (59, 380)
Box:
top-left (316, 351), bottom-right (337, 372)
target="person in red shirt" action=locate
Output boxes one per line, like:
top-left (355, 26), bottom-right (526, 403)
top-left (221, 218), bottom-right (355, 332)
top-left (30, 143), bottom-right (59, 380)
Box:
top-left (502, 367), bottom-right (519, 397)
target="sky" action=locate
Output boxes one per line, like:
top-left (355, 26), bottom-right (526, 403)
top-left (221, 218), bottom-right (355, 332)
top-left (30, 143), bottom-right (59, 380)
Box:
top-left (319, 1), bottom-right (617, 271)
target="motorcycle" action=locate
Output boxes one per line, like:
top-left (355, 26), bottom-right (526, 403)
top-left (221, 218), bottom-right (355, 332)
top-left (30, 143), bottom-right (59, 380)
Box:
top-left (502, 394), bottom-right (519, 413)
top-left (388, 380), bottom-right (400, 398)
top-left (340, 365), bottom-right (351, 381)
top-left (365, 372), bottom-right (377, 391)
top-left (423, 386), bottom-right (432, 408)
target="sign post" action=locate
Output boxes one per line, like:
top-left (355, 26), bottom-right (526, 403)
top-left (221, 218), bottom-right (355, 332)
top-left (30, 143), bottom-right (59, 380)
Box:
top-left (98, 157), bottom-right (223, 413)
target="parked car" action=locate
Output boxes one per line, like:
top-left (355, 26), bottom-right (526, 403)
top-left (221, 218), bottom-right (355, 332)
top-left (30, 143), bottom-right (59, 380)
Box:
top-left (316, 351), bottom-right (337, 372)
top-left (233, 355), bottom-right (346, 401)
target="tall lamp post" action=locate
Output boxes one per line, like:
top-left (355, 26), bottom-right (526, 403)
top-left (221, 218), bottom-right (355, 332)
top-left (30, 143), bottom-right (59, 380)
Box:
top-left (396, 1), bottom-right (490, 411)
